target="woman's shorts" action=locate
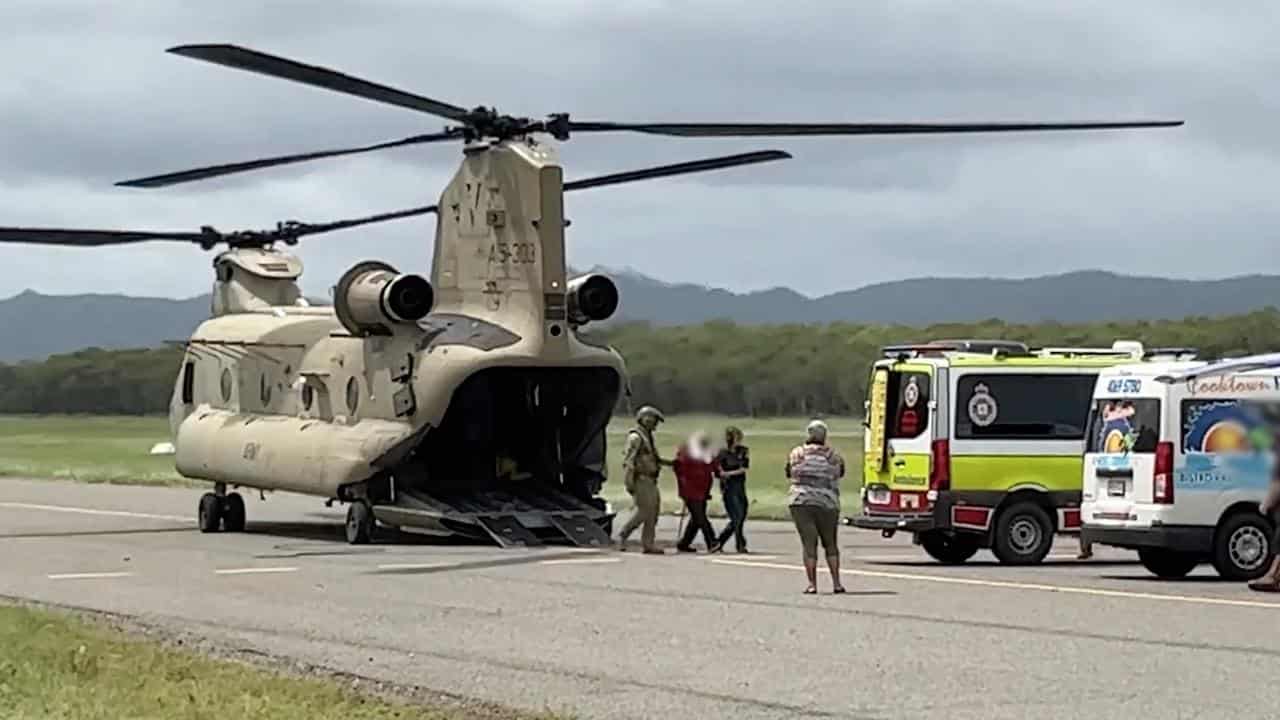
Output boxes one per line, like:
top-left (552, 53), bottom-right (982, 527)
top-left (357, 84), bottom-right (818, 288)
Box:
top-left (789, 504), bottom-right (839, 560)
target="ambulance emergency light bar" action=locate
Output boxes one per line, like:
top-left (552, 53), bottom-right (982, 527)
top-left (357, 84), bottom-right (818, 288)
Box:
top-left (1033, 341), bottom-right (1196, 361)
top-left (879, 339), bottom-right (1031, 358)
top-left (1154, 352), bottom-right (1280, 384)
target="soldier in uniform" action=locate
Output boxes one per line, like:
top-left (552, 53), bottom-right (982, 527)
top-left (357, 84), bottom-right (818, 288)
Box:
top-left (617, 406), bottom-right (671, 554)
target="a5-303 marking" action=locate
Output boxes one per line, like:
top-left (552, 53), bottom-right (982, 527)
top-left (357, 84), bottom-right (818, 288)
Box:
top-left (489, 242), bottom-right (536, 264)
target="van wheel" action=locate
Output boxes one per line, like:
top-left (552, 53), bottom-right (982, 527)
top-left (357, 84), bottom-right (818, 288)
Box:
top-left (1212, 512), bottom-right (1273, 581)
top-left (1138, 548), bottom-right (1199, 578)
top-left (920, 531), bottom-right (980, 564)
top-left (991, 502), bottom-right (1054, 565)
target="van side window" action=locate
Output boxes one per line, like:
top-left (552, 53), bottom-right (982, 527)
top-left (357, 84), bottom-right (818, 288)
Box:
top-left (181, 361), bottom-right (195, 404)
top-left (885, 371), bottom-right (930, 439)
top-left (955, 374), bottom-right (1096, 440)
top-left (1180, 399), bottom-right (1272, 454)
top-left (1087, 398), bottom-right (1160, 453)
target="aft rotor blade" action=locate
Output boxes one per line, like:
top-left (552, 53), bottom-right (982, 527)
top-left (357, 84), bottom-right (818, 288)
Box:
top-left (567, 119), bottom-right (1184, 137)
top-left (167, 44), bottom-right (471, 122)
top-left (562, 150), bottom-right (792, 192)
top-left (288, 151), bottom-right (794, 238)
top-left (116, 131), bottom-right (458, 188)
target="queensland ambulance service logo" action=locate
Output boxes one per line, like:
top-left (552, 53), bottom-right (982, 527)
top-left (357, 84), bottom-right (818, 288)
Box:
top-left (967, 383), bottom-right (998, 427)
top-left (903, 377), bottom-right (920, 408)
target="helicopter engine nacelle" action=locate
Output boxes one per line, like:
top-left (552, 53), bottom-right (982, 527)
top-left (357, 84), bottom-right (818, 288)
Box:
top-left (334, 261), bottom-right (434, 336)
top-left (566, 273), bottom-right (619, 325)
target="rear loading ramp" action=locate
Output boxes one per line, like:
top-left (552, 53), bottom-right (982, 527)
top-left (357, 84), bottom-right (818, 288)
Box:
top-left (372, 484), bottom-right (613, 548)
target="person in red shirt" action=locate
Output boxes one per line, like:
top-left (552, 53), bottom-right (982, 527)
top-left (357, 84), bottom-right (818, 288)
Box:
top-left (674, 430), bottom-right (720, 553)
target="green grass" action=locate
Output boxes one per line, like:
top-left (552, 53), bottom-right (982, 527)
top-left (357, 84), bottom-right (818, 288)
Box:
top-left (0, 601), bottom-right (571, 720)
top-left (0, 415), bottom-right (185, 486)
top-left (602, 416), bottom-right (864, 519)
top-left (0, 414), bottom-right (864, 519)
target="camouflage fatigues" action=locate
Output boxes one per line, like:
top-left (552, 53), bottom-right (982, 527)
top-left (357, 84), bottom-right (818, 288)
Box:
top-left (617, 424), bottom-right (662, 550)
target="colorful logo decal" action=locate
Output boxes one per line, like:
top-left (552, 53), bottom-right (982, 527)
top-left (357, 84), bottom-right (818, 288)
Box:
top-left (1177, 399), bottom-right (1279, 492)
top-left (1183, 400), bottom-right (1272, 455)
top-left (1097, 400), bottom-right (1138, 455)
top-left (967, 383), bottom-right (998, 427)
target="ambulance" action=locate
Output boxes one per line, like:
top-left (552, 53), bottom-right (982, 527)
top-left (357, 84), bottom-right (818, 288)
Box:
top-left (850, 339), bottom-right (1196, 565)
top-left (1080, 353), bottom-right (1280, 580)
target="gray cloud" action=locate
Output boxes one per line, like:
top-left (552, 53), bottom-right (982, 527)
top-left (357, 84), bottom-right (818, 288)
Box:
top-left (0, 1), bottom-right (1272, 301)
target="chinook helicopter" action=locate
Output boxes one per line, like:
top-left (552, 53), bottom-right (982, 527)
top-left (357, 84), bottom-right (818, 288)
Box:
top-left (0, 44), bottom-right (1183, 547)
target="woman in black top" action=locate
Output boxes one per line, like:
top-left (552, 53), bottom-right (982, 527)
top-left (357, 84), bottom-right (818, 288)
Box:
top-left (714, 426), bottom-right (750, 553)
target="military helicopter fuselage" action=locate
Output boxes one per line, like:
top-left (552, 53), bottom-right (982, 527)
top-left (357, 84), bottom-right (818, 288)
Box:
top-left (170, 139), bottom-right (627, 545)
top-left (0, 41), bottom-right (1183, 547)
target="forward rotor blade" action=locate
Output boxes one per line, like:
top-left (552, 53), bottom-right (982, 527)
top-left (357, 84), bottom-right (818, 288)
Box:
top-left (168, 44), bottom-right (471, 122)
top-left (567, 119), bottom-right (1183, 137)
top-left (562, 150), bottom-right (791, 192)
top-left (0, 227), bottom-right (211, 247)
top-left (116, 131), bottom-right (458, 188)
top-left (284, 204), bottom-right (438, 239)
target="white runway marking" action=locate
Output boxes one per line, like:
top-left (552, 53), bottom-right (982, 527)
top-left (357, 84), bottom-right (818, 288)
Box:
top-left (699, 554), bottom-right (778, 561)
top-left (710, 558), bottom-right (1280, 610)
top-left (850, 552), bottom-right (1084, 563)
top-left (214, 566), bottom-right (297, 575)
top-left (540, 557), bottom-right (622, 565)
top-left (0, 501), bottom-right (190, 523)
top-left (376, 562), bottom-right (449, 571)
top-left (47, 571), bottom-right (135, 580)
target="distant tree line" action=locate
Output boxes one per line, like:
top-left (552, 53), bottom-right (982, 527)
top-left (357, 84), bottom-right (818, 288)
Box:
top-left (4, 308), bottom-right (1279, 416)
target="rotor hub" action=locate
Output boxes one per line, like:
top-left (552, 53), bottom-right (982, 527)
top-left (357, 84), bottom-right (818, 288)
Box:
top-left (456, 107), bottom-right (571, 143)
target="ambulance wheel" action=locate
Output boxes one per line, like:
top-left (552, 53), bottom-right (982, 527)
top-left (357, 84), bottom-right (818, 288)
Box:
top-left (1212, 512), bottom-right (1273, 581)
top-left (1138, 548), bottom-right (1198, 579)
top-left (221, 492), bottom-right (246, 533)
top-left (991, 502), bottom-right (1054, 565)
top-left (345, 500), bottom-right (375, 545)
top-left (197, 492), bottom-right (222, 533)
top-left (920, 531), bottom-right (980, 564)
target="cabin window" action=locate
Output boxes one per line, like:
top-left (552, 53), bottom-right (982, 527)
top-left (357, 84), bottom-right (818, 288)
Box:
top-left (954, 373), bottom-right (1097, 440)
top-left (260, 373), bottom-right (272, 405)
top-left (181, 361), bottom-right (195, 404)
top-left (219, 368), bottom-right (233, 403)
top-left (345, 377), bottom-right (360, 414)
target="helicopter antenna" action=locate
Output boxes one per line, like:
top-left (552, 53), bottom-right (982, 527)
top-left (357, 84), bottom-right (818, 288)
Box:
top-left (110, 43), bottom-right (1183, 189)
top-left (0, 150), bottom-right (792, 250)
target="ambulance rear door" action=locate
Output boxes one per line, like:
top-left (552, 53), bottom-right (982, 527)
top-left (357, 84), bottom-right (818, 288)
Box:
top-left (864, 362), bottom-right (938, 512)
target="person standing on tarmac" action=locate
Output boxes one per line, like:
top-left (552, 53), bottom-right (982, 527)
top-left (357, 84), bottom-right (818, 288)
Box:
top-left (786, 419), bottom-right (847, 594)
top-left (1248, 408), bottom-right (1280, 591)
top-left (617, 406), bottom-right (672, 554)
top-left (674, 430), bottom-right (719, 553)
top-left (713, 426), bottom-right (750, 553)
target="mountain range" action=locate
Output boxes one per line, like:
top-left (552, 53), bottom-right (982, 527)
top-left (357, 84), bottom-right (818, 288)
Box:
top-left (4, 268), bottom-right (1279, 362)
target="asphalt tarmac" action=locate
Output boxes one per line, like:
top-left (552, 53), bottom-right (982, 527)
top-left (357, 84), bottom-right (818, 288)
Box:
top-left (2, 477), bottom-right (1279, 719)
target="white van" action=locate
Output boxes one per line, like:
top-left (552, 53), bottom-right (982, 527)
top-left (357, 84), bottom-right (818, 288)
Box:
top-left (1080, 353), bottom-right (1280, 580)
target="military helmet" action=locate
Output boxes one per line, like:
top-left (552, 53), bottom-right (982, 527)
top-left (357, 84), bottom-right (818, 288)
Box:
top-left (636, 405), bottom-right (666, 424)
top-left (806, 419), bottom-right (829, 442)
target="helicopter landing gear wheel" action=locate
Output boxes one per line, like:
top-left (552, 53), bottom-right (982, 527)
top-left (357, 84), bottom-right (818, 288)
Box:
top-left (221, 492), bottom-right (246, 533)
top-left (345, 500), bottom-right (375, 545)
top-left (198, 492), bottom-right (222, 533)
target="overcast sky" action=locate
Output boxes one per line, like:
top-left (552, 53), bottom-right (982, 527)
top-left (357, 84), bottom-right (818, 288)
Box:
top-left (0, 1), bottom-right (1272, 300)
